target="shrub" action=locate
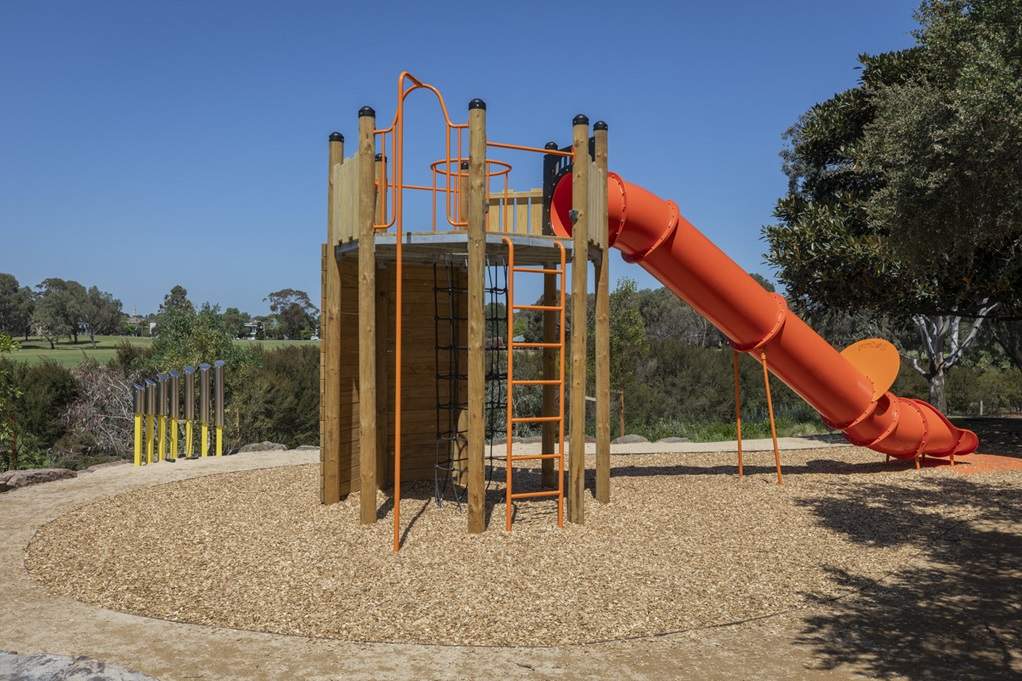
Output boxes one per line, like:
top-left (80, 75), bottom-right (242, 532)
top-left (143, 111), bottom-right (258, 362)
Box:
top-left (229, 345), bottom-right (319, 449)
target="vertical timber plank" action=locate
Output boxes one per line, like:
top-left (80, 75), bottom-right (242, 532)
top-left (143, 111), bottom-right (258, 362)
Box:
top-left (466, 98), bottom-right (487, 534)
top-left (357, 108), bottom-right (378, 524)
top-left (322, 131), bottom-right (344, 504)
top-left (569, 114), bottom-right (589, 524)
top-left (593, 121), bottom-right (610, 504)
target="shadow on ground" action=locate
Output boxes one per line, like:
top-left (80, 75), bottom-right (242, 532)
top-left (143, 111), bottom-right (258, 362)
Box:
top-left (953, 416), bottom-right (1022, 457)
top-left (795, 475), bottom-right (1022, 680)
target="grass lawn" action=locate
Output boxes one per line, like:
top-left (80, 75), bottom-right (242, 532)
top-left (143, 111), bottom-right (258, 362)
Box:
top-left (8, 336), bottom-right (317, 367)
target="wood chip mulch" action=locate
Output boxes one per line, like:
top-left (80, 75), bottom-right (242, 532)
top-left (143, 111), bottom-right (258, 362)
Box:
top-left (25, 448), bottom-right (1021, 646)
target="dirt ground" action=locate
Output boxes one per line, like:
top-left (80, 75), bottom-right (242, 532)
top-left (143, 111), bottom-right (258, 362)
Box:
top-left (3, 445), bottom-right (1021, 680)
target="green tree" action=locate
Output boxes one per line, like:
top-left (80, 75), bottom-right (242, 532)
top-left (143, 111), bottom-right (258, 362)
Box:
top-left (265, 289), bottom-right (318, 340)
top-left (0, 333), bottom-right (20, 470)
top-left (0, 274), bottom-right (35, 339)
top-left (764, 3), bottom-right (1021, 411)
top-left (33, 278), bottom-right (88, 345)
top-left (81, 286), bottom-right (123, 344)
top-left (160, 284), bottom-right (194, 315)
top-left (222, 307), bottom-right (251, 339)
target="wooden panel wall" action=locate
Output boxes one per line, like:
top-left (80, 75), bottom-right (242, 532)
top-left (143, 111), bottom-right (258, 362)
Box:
top-left (338, 260), bottom-right (466, 491)
top-left (485, 188), bottom-right (543, 235)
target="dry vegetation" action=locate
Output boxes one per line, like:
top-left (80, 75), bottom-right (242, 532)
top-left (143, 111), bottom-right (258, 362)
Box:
top-left (26, 448), bottom-right (1022, 646)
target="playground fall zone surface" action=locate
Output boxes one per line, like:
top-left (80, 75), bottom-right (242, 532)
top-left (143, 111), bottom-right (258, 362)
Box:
top-left (25, 447), bottom-right (1022, 648)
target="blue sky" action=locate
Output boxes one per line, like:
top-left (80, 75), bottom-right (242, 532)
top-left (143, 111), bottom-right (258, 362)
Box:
top-left (0, 1), bottom-right (919, 315)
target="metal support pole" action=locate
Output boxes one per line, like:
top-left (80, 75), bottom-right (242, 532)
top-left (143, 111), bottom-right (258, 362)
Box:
top-left (214, 360), bottom-right (225, 457)
top-left (184, 366), bottom-right (195, 458)
top-left (732, 349), bottom-right (744, 479)
top-left (199, 363), bottom-right (210, 457)
top-left (157, 373), bottom-right (168, 462)
top-left (145, 379), bottom-right (156, 465)
top-left (760, 352), bottom-right (783, 484)
top-left (132, 383), bottom-right (144, 466)
top-left (169, 369), bottom-right (179, 460)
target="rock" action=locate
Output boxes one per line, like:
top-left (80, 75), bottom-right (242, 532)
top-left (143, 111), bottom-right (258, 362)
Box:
top-left (0, 468), bottom-right (76, 493)
top-left (294, 444), bottom-right (320, 451)
top-left (612, 434), bottom-right (649, 444)
top-left (656, 436), bottom-right (691, 443)
top-left (0, 650), bottom-right (157, 680)
top-left (238, 441), bottom-right (289, 453)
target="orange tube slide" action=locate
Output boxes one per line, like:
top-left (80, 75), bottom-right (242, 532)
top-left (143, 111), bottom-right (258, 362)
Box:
top-left (551, 173), bottom-right (978, 459)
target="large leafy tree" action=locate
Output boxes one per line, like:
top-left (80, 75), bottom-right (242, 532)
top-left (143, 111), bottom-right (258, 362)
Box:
top-left (81, 286), bottom-right (123, 344)
top-left (765, 0), bottom-right (1022, 411)
top-left (32, 278), bottom-right (87, 347)
top-left (0, 274), bottom-right (35, 339)
top-left (265, 289), bottom-right (318, 340)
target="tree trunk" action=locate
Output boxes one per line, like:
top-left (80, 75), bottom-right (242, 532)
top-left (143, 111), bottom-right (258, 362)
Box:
top-left (47, 336), bottom-right (55, 350)
top-left (927, 368), bottom-right (948, 414)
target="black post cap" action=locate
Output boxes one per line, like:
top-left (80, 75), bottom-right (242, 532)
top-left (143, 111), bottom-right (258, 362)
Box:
top-left (374, 153), bottom-right (384, 161)
top-left (468, 98), bottom-right (486, 110)
top-left (544, 141), bottom-right (559, 150)
top-left (593, 120), bottom-right (608, 131)
top-left (572, 114), bottom-right (589, 126)
top-left (358, 106), bottom-right (376, 118)
top-left (329, 131), bottom-right (344, 142)
top-left (460, 160), bottom-right (469, 169)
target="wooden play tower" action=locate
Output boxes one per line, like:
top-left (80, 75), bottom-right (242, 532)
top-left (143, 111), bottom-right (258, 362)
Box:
top-left (319, 72), bottom-right (611, 551)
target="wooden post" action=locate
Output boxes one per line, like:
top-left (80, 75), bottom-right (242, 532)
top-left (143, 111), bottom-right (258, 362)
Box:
top-left (466, 98), bottom-right (487, 533)
top-left (593, 121), bottom-right (610, 504)
top-left (357, 107), bottom-right (378, 524)
top-left (569, 114), bottom-right (589, 524)
top-left (321, 131), bottom-right (344, 505)
top-left (541, 272), bottom-right (558, 488)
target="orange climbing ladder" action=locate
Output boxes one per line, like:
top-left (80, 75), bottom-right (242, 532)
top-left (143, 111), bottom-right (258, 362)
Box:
top-left (503, 238), bottom-right (567, 531)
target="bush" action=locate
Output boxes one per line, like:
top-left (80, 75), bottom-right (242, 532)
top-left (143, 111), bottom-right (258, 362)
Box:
top-left (229, 346), bottom-right (319, 449)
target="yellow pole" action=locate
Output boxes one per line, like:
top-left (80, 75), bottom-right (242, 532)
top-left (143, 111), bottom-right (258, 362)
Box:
top-left (201, 424), bottom-right (209, 457)
top-left (170, 418), bottom-right (179, 460)
top-left (158, 415), bottom-right (166, 462)
top-left (216, 426), bottom-right (223, 457)
top-left (185, 420), bottom-right (194, 458)
top-left (133, 414), bottom-right (142, 466)
top-left (146, 414), bottom-right (154, 465)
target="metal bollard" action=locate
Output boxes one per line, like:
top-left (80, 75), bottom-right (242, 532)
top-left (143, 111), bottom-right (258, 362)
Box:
top-left (184, 366), bottom-right (195, 458)
top-left (132, 383), bottom-right (145, 466)
top-left (157, 373), bottom-right (169, 462)
top-left (214, 360), bottom-right (225, 457)
top-left (169, 369), bottom-right (180, 460)
top-left (199, 363), bottom-right (210, 457)
top-left (145, 379), bottom-right (157, 465)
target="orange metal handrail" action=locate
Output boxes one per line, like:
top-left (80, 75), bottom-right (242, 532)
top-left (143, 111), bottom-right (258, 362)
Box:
top-left (503, 237), bottom-right (567, 532)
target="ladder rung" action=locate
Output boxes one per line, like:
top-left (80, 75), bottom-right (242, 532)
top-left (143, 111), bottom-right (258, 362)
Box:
top-left (512, 341), bottom-right (560, 349)
top-left (509, 453), bottom-right (562, 462)
top-left (511, 415), bottom-right (561, 423)
top-left (513, 304), bottom-right (562, 311)
top-left (510, 379), bottom-right (561, 385)
top-left (510, 489), bottom-right (562, 500)
top-left (512, 267), bottom-right (563, 275)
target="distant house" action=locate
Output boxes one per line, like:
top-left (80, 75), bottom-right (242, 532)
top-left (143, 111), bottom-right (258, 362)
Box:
top-left (243, 321), bottom-right (262, 340)
top-left (124, 314), bottom-right (147, 336)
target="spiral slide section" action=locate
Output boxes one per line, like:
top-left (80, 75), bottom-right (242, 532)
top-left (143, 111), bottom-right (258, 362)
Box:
top-left (550, 173), bottom-right (978, 459)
